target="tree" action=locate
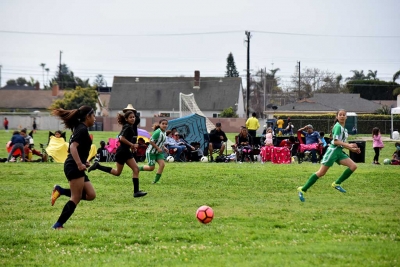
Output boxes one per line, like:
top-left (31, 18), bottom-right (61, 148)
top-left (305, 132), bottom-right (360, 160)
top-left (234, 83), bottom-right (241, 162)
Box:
top-left (219, 106), bottom-right (238, 118)
top-left (393, 87), bottom-right (400, 97)
top-left (225, 52), bottom-right (239, 77)
top-left (375, 105), bottom-right (390, 115)
top-left (393, 70), bottom-right (400, 82)
top-left (6, 79), bottom-right (16, 86)
top-left (290, 67), bottom-right (339, 98)
top-left (16, 77), bottom-right (28, 86)
top-left (75, 77), bottom-right (90, 88)
top-left (45, 68), bottom-right (50, 87)
top-left (346, 80), bottom-right (399, 100)
top-left (51, 64), bottom-right (76, 89)
top-left (40, 63), bottom-right (46, 88)
top-left (346, 70), bottom-right (367, 81)
top-left (367, 70), bottom-right (379, 80)
top-left (93, 74), bottom-right (106, 87)
top-left (50, 86), bottom-right (98, 110)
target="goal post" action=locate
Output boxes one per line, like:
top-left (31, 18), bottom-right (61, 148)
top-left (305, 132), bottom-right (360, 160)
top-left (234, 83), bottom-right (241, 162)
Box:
top-left (179, 93), bottom-right (215, 132)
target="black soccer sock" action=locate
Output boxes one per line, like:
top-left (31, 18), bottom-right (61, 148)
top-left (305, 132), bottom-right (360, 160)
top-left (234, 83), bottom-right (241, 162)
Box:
top-left (132, 178), bottom-right (139, 193)
top-left (56, 200), bottom-right (77, 225)
top-left (97, 164), bottom-right (112, 173)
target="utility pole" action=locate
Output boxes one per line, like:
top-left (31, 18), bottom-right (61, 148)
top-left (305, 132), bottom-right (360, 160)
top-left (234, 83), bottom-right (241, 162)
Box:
top-left (0, 65), bottom-right (2, 88)
top-left (245, 31), bottom-right (252, 118)
top-left (59, 51), bottom-right (63, 89)
top-left (298, 61), bottom-right (301, 99)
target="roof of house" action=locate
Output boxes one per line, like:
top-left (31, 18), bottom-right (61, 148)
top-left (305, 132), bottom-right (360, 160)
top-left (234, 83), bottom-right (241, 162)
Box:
top-left (278, 93), bottom-right (383, 113)
top-left (109, 76), bottom-right (242, 111)
top-left (0, 89), bottom-right (63, 110)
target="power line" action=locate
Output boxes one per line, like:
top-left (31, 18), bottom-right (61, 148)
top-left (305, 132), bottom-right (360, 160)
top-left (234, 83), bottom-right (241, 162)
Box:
top-left (1, 29), bottom-right (399, 38)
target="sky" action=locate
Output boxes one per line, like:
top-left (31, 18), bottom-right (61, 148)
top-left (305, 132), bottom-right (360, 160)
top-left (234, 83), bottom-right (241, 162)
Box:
top-left (0, 0), bottom-right (399, 89)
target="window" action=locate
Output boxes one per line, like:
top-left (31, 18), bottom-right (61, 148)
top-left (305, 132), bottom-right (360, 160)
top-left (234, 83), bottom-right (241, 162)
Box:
top-left (212, 113), bottom-right (221, 118)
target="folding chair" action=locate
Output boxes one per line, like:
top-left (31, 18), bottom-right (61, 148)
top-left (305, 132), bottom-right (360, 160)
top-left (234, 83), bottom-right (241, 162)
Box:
top-left (296, 131), bottom-right (323, 164)
top-left (204, 133), bottom-right (227, 161)
top-left (105, 138), bottom-right (119, 162)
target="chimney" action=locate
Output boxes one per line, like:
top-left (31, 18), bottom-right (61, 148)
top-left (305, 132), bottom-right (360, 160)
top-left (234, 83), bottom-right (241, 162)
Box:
top-left (35, 82), bottom-right (40, 90)
top-left (52, 83), bottom-right (59, 96)
top-left (193, 70), bottom-right (200, 89)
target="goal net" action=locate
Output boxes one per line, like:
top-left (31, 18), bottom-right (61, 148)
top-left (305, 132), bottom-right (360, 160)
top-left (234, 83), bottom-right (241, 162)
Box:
top-left (179, 93), bottom-right (234, 150)
top-left (179, 93), bottom-right (215, 132)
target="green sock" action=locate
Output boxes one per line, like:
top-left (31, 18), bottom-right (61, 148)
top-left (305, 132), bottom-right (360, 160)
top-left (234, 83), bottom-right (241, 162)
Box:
top-left (153, 173), bottom-right (162, 183)
top-left (139, 166), bottom-right (144, 171)
top-left (335, 168), bottom-right (353, 184)
top-left (302, 173), bottom-right (319, 192)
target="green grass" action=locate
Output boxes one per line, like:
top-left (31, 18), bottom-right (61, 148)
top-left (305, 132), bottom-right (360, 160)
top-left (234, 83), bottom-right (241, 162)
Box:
top-left (1, 131), bottom-right (399, 266)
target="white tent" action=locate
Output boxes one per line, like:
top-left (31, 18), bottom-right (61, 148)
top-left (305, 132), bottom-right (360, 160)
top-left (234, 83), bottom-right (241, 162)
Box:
top-left (391, 107), bottom-right (400, 139)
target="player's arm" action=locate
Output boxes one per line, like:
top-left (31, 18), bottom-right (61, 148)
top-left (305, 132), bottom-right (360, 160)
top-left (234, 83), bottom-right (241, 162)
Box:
top-left (70, 141), bottom-right (86, 171)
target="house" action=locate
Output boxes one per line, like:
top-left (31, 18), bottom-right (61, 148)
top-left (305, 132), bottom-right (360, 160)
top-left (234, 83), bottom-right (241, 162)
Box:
top-left (108, 71), bottom-right (245, 118)
top-left (270, 93), bottom-right (383, 115)
top-left (0, 84), bottom-right (63, 112)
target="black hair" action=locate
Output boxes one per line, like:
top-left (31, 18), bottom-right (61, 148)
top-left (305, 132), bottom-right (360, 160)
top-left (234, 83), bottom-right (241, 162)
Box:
top-left (100, 140), bottom-right (106, 148)
top-left (52, 105), bottom-right (94, 130)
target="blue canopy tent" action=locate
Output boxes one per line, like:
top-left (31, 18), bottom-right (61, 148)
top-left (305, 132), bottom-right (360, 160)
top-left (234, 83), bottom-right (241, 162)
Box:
top-left (167, 114), bottom-right (208, 154)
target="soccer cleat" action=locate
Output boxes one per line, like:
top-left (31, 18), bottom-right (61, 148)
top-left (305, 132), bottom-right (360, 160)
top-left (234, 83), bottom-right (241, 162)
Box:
top-left (297, 187), bottom-right (305, 202)
top-left (133, 191), bottom-right (147, 198)
top-left (331, 182), bottom-right (346, 193)
top-left (51, 185), bottom-right (62, 206)
top-left (52, 222), bottom-right (64, 229)
top-left (87, 162), bottom-right (99, 173)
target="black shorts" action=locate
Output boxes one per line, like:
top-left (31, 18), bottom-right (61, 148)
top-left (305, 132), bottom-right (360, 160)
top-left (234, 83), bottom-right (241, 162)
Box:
top-left (64, 161), bottom-right (90, 182)
top-left (212, 142), bottom-right (223, 149)
top-left (115, 149), bottom-right (134, 165)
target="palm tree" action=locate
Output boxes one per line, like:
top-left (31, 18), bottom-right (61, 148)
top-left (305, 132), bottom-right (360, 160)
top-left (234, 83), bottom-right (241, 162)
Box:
top-left (346, 70), bottom-right (366, 81)
top-left (335, 74), bottom-right (343, 92)
top-left (40, 63), bottom-right (46, 88)
top-left (45, 68), bottom-right (50, 87)
top-left (393, 70), bottom-right (400, 83)
top-left (367, 70), bottom-right (379, 80)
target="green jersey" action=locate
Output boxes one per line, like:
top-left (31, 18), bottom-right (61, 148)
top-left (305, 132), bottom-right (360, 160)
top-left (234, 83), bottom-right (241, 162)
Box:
top-left (147, 128), bottom-right (166, 154)
top-left (330, 122), bottom-right (348, 148)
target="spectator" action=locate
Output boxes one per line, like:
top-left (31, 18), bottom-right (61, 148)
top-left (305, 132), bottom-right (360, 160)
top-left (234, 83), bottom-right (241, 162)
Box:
top-left (20, 128), bottom-right (46, 162)
top-left (352, 126), bottom-right (357, 135)
top-left (372, 127), bottom-right (384, 165)
top-left (391, 142), bottom-right (400, 165)
top-left (298, 124), bottom-right (322, 163)
top-left (32, 118), bottom-right (37, 133)
top-left (245, 112), bottom-right (260, 140)
top-left (279, 135), bottom-right (296, 149)
top-left (175, 132), bottom-right (197, 161)
top-left (276, 116), bottom-right (284, 134)
top-left (3, 117), bottom-right (9, 132)
top-left (208, 122), bottom-right (227, 162)
top-left (7, 130), bottom-right (26, 162)
top-left (96, 141), bottom-right (108, 162)
top-left (283, 122), bottom-right (294, 135)
top-left (164, 130), bottom-right (186, 162)
top-left (264, 127), bottom-right (274, 146)
top-left (134, 137), bottom-right (148, 162)
top-left (237, 127), bottom-right (254, 163)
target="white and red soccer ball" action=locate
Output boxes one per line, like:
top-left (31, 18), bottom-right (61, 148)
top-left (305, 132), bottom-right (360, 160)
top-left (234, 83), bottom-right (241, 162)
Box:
top-left (196, 205), bottom-right (214, 224)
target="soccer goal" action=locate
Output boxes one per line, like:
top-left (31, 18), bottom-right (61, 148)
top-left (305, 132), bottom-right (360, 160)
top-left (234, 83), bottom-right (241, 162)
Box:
top-left (179, 93), bottom-right (216, 132)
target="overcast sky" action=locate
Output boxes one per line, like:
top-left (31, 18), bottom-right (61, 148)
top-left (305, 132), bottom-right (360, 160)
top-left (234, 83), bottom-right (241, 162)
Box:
top-left (0, 0), bottom-right (399, 89)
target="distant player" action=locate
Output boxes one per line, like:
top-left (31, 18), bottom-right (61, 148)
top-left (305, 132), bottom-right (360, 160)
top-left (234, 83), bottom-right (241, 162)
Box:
top-left (297, 109), bottom-right (361, 202)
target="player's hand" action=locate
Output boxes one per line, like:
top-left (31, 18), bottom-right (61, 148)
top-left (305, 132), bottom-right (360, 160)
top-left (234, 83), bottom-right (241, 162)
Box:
top-left (85, 162), bottom-right (90, 167)
top-left (78, 163), bottom-right (87, 171)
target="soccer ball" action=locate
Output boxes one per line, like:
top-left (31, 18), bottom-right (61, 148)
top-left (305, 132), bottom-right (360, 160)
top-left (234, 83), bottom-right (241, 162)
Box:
top-left (196, 205), bottom-right (214, 224)
top-left (200, 156), bottom-right (208, 162)
top-left (166, 156), bottom-right (174, 162)
top-left (383, 158), bottom-right (391, 165)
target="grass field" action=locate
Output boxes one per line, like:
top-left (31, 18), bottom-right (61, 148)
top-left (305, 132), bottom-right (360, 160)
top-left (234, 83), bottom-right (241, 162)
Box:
top-left (1, 130), bottom-right (399, 266)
